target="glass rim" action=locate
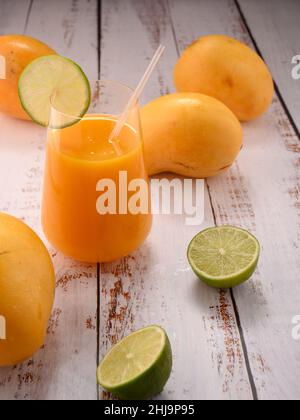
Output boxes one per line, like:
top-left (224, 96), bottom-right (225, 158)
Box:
top-left (49, 79), bottom-right (136, 122)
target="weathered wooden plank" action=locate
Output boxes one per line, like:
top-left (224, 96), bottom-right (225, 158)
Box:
top-left (99, 0), bottom-right (253, 400)
top-left (25, 0), bottom-right (99, 80)
top-left (2, 0), bottom-right (297, 401)
top-left (238, 0), bottom-right (300, 132)
top-left (0, 0), bottom-right (32, 35)
top-left (0, 0), bottom-right (99, 400)
top-left (169, 0), bottom-right (300, 400)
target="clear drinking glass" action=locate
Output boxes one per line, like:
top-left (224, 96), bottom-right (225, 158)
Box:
top-left (41, 81), bottom-right (152, 263)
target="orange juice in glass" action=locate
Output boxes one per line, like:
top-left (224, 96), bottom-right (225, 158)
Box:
top-left (41, 81), bottom-right (152, 263)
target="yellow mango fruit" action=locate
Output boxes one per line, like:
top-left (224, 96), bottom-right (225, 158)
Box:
top-left (0, 213), bottom-right (55, 366)
top-left (174, 35), bottom-right (274, 121)
top-left (0, 34), bottom-right (56, 121)
top-left (140, 93), bottom-right (243, 178)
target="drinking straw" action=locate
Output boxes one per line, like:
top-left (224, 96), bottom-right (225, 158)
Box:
top-left (109, 45), bottom-right (165, 155)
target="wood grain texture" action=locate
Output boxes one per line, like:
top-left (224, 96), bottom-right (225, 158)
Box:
top-left (169, 0), bottom-right (300, 400)
top-left (99, 0), bottom-right (253, 400)
top-left (0, 0), bottom-right (99, 400)
top-left (0, 0), bottom-right (299, 401)
top-left (0, 0), bottom-right (32, 35)
top-left (238, 0), bottom-right (300, 133)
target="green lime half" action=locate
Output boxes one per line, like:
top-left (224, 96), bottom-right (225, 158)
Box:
top-left (18, 55), bottom-right (91, 128)
top-left (97, 325), bottom-right (172, 400)
top-left (188, 226), bottom-right (260, 289)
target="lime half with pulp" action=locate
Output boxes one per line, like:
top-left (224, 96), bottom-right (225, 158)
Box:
top-left (18, 55), bottom-right (91, 128)
top-left (188, 226), bottom-right (260, 288)
top-left (97, 325), bottom-right (172, 400)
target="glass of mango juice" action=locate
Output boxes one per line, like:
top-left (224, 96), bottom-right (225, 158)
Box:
top-left (41, 80), bottom-right (152, 263)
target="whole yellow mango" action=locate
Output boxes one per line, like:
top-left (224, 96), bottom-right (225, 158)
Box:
top-left (141, 93), bottom-right (243, 178)
top-left (0, 35), bottom-right (56, 121)
top-left (174, 35), bottom-right (274, 121)
top-left (0, 213), bottom-right (55, 366)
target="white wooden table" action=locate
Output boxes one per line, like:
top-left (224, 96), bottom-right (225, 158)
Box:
top-left (0, 0), bottom-right (299, 401)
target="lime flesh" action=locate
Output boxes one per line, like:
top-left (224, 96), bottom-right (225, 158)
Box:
top-left (18, 55), bottom-right (91, 128)
top-left (97, 326), bottom-right (172, 400)
top-left (188, 226), bottom-right (260, 288)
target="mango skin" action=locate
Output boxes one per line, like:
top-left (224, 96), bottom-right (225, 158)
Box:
top-left (0, 34), bottom-right (56, 121)
top-left (174, 35), bottom-right (274, 121)
top-left (141, 93), bottom-right (243, 179)
top-left (0, 213), bottom-right (56, 366)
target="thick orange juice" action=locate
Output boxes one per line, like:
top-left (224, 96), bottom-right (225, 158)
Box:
top-left (41, 115), bottom-right (152, 262)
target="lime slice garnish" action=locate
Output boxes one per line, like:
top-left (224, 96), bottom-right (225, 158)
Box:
top-left (18, 55), bottom-right (91, 128)
top-left (188, 226), bottom-right (260, 288)
top-left (97, 325), bottom-right (172, 400)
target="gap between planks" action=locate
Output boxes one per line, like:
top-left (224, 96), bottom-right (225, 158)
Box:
top-left (23, 0), bottom-right (34, 33)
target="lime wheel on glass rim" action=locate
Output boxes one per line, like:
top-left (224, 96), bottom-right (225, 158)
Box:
top-left (187, 226), bottom-right (260, 288)
top-left (18, 55), bottom-right (91, 128)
